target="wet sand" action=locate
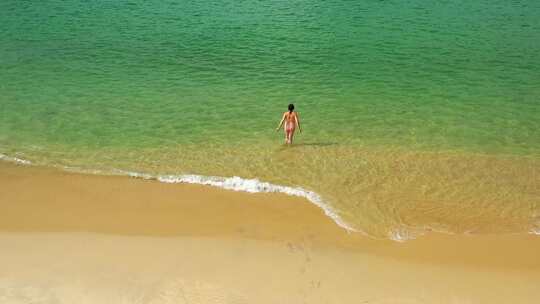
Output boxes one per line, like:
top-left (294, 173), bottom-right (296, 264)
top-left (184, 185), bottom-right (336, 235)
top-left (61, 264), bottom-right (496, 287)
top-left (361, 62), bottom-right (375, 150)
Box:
top-left (1, 162), bottom-right (540, 303)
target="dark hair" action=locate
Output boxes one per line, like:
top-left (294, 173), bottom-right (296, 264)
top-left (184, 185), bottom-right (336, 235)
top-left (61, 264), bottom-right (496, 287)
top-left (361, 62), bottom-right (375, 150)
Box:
top-left (288, 103), bottom-right (294, 113)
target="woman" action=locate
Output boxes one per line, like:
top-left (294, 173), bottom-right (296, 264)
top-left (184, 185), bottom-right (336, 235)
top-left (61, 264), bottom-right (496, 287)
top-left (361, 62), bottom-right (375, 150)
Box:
top-left (276, 103), bottom-right (301, 144)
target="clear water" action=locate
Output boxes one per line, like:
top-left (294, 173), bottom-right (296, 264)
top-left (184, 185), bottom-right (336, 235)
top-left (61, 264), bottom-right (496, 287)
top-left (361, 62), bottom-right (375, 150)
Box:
top-left (1, 0), bottom-right (539, 239)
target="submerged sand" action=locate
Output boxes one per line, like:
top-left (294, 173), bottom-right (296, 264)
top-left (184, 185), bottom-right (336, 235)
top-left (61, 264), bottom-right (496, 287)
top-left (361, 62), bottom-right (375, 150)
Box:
top-left (1, 162), bottom-right (540, 303)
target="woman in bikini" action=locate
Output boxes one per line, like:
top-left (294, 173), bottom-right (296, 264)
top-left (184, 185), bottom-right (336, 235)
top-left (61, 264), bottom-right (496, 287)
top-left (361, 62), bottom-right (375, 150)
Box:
top-left (276, 103), bottom-right (301, 144)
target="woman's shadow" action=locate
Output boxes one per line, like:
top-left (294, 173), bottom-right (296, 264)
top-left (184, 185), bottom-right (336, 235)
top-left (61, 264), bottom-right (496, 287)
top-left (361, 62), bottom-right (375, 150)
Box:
top-left (277, 142), bottom-right (338, 150)
top-left (295, 142), bottom-right (337, 147)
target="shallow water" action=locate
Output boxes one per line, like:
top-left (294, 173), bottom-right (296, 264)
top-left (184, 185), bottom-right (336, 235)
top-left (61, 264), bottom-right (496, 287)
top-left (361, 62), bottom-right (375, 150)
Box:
top-left (1, 0), bottom-right (539, 239)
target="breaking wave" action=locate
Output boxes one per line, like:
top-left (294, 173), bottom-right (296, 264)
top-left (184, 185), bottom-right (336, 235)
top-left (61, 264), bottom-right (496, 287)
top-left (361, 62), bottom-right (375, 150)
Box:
top-left (0, 153), bottom-right (32, 165)
top-left (119, 170), bottom-right (358, 233)
top-left (2, 152), bottom-right (539, 240)
top-left (0, 152), bottom-right (356, 233)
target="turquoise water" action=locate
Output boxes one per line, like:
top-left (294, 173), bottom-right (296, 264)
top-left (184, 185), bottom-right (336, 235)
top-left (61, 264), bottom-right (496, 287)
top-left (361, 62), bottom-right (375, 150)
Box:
top-left (1, 0), bottom-right (539, 239)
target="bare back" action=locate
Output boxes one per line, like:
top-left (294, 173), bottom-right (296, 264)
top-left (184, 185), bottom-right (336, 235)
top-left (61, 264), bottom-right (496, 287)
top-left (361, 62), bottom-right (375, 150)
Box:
top-left (284, 111), bottom-right (298, 124)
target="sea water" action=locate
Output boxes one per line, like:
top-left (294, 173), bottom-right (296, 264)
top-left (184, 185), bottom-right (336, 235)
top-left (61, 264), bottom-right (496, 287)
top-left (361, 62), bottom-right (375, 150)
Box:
top-left (1, 0), bottom-right (539, 239)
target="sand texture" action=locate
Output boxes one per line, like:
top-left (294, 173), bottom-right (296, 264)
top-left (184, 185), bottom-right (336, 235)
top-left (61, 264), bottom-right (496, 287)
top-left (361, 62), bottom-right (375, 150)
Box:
top-left (1, 162), bottom-right (540, 303)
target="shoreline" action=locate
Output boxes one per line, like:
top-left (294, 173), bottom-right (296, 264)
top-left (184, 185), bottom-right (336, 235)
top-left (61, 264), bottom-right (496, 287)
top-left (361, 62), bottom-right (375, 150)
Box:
top-left (2, 161), bottom-right (540, 267)
top-left (2, 161), bottom-right (540, 302)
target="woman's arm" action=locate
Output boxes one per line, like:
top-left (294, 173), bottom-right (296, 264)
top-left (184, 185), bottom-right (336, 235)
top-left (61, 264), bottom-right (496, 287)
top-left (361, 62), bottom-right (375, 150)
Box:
top-left (276, 113), bottom-right (286, 131)
top-left (295, 112), bottom-right (301, 132)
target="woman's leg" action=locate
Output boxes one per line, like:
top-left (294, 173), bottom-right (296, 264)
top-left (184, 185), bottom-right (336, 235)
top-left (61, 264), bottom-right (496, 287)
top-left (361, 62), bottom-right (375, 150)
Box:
top-left (288, 128), bottom-right (295, 144)
top-left (284, 122), bottom-right (295, 144)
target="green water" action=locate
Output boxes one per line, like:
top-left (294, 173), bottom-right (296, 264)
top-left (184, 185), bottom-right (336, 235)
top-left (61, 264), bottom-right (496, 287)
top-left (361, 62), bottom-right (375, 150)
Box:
top-left (1, 0), bottom-right (539, 238)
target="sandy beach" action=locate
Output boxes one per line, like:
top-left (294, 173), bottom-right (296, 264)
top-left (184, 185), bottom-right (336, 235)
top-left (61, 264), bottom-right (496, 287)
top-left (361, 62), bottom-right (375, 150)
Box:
top-left (1, 161), bottom-right (540, 303)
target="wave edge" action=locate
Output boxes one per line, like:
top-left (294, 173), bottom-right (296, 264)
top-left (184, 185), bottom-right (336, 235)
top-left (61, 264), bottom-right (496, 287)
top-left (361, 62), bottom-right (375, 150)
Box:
top-left (0, 153), bottom-right (32, 165)
top-left (4, 153), bottom-right (539, 240)
top-left (0, 152), bottom-right (356, 233)
top-left (119, 170), bottom-right (358, 233)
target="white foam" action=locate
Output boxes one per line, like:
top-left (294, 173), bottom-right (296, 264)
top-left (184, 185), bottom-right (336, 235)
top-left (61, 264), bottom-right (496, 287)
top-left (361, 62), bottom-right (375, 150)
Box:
top-left (0, 153), bottom-right (32, 165)
top-left (529, 228), bottom-right (540, 236)
top-left (116, 171), bottom-right (358, 233)
top-left (388, 227), bottom-right (424, 242)
top-left (389, 230), bottom-right (411, 242)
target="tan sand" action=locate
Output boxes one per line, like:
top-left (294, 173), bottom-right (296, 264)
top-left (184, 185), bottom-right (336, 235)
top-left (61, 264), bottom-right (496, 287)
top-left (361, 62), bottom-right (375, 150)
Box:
top-left (1, 162), bottom-right (540, 303)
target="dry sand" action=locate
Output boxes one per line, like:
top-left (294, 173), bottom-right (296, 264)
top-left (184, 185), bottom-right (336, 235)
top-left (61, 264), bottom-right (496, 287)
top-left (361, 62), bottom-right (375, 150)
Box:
top-left (1, 162), bottom-right (540, 303)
